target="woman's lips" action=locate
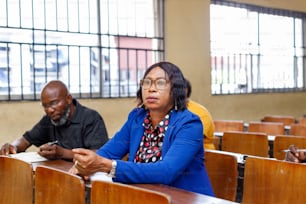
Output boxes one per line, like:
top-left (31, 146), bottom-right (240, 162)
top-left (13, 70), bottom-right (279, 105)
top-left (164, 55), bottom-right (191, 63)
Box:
top-left (146, 96), bottom-right (158, 103)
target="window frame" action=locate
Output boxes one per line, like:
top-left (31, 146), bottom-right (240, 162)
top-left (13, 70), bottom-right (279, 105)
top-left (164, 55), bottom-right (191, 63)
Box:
top-left (210, 0), bottom-right (306, 95)
top-left (0, 0), bottom-right (165, 101)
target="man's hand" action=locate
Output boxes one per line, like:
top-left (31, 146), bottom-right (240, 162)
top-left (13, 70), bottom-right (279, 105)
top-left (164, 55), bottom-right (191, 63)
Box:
top-left (38, 143), bottom-right (64, 160)
top-left (285, 145), bottom-right (306, 163)
top-left (0, 143), bottom-right (17, 155)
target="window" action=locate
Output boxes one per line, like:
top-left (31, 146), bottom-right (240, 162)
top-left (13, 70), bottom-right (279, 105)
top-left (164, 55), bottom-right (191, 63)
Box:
top-left (0, 0), bottom-right (164, 100)
top-left (210, 0), bottom-right (306, 95)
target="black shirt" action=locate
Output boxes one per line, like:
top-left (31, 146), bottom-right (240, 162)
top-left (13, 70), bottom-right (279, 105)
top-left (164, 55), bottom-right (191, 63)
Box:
top-left (23, 99), bottom-right (108, 149)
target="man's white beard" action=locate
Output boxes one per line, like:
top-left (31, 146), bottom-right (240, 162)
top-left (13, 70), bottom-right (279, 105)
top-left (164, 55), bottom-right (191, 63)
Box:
top-left (51, 106), bottom-right (71, 126)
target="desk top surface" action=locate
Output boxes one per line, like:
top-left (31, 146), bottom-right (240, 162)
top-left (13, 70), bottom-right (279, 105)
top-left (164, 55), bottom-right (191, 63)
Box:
top-left (214, 131), bottom-right (276, 141)
top-left (32, 159), bottom-right (73, 172)
top-left (134, 183), bottom-right (238, 204)
top-left (32, 159), bottom-right (238, 204)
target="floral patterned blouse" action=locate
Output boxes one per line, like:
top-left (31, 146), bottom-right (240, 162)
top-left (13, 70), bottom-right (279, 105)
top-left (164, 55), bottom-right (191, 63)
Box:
top-left (134, 110), bottom-right (172, 163)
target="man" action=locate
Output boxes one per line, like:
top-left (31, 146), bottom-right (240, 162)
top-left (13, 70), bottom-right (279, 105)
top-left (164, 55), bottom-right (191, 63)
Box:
top-left (185, 79), bottom-right (215, 150)
top-left (0, 80), bottom-right (108, 160)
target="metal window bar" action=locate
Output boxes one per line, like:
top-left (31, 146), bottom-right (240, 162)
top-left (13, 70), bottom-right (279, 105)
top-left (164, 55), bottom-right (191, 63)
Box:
top-left (0, 0), bottom-right (164, 101)
top-left (210, 2), bottom-right (306, 95)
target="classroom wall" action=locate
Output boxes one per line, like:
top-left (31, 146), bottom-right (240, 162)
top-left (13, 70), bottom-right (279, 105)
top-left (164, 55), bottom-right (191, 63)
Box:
top-left (164, 0), bottom-right (306, 122)
top-left (1, 0), bottom-right (306, 148)
top-left (0, 99), bottom-right (136, 151)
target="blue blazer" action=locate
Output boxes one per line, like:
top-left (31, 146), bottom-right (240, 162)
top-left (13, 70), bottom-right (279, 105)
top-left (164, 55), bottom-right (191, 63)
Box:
top-left (96, 108), bottom-right (214, 196)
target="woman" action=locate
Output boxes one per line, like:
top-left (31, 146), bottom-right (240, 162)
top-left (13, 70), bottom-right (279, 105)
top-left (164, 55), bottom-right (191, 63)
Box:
top-left (71, 61), bottom-right (214, 196)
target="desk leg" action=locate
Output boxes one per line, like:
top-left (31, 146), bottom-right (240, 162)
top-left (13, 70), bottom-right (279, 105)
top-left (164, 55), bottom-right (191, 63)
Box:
top-left (269, 140), bottom-right (274, 158)
top-left (85, 186), bottom-right (91, 204)
top-left (236, 163), bottom-right (244, 203)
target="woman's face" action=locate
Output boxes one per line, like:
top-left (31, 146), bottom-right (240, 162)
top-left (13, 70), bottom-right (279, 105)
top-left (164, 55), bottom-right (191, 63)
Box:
top-left (141, 67), bottom-right (173, 113)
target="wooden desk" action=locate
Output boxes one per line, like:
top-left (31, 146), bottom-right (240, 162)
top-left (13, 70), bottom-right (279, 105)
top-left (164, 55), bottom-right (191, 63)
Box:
top-left (34, 159), bottom-right (238, 204)
top-left (32, 159), bottom-right (73, 172)
top-left (214, 131), bottom-right (275, 157)
top-left (242, 156), bottom-right (306, 203)
top-left (243, 123), bottom-right (290, 134)
top-left (206, 150), bottom-right (246, 203)
top-left (214, 132), bottom-right (275, 142)
top-left (134, 184), bottom-right (238, 204)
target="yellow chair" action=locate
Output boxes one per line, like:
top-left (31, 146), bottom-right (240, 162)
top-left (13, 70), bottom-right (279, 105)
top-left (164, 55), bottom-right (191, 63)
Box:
top-left (0, 156), bottom-right (34, 204)
top-left (35, 165), bottom-right (85, 204)
top-left (91, 180), bottom-right (171, 204)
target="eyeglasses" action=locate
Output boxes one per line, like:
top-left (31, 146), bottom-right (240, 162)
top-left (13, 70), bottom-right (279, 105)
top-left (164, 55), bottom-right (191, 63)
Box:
top-left (42, 100), bottom-right (61, 110)
top-left (141, 78), bottom-right (169, 90)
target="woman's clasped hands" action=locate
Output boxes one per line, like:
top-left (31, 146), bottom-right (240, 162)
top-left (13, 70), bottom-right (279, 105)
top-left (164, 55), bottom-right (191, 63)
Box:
top-left (69, 148), bottom-right (112, 180)
top-left (285, 145), bottom-right (306, 163)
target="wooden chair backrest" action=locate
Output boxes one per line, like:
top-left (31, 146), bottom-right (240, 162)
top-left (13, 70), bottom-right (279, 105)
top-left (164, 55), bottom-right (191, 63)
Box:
top-left (0, 156), bottom-right (34, 204)
top-left (298, 117), bottom-right (306, 124)
top-left (289, 123), bottom-right (306, 136)
top-left (91, 180), bottom-right (171, 204)
top-left (204, 150), bottom-right (238, 201)
top-left (261, 115), bottom-right (296, 126)
top-left (222, 131), bottom-right (269, 157)
top-left (213, 136), bottom-right (221, 150)
top-left (214, 120), bottom-right (244, 132)
top-left (273, 135), bottom-right (306, 160)
top-left (243, 156), bottom-right (306, 203)
top-left (35, 166), bottom-right (85, 204)
top-left (248, 121), bottom-right (285, 135)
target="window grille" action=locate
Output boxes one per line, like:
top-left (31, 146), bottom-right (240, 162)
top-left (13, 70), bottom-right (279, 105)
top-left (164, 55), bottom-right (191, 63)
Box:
top-left (210, 0), bottom-right (306, 95)
top-left (0, 0), bottom-right (164, 100)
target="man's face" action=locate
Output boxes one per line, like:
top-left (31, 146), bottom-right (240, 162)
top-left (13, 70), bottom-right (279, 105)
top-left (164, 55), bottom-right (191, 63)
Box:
top-left (41, 90), bottom-right (71, 126)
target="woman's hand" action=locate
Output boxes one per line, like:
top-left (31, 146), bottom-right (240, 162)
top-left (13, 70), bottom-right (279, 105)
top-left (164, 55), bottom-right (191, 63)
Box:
top-left (71, 148), bottom-right (112, 177)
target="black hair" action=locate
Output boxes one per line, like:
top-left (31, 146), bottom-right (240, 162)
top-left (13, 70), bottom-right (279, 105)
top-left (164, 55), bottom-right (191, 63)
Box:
top-left (185, 78), bottom-right (192, 98)
top-left (136, 61), bottom-right (187, 110)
